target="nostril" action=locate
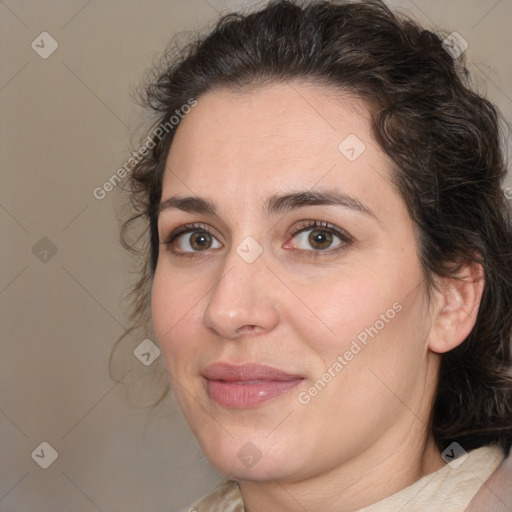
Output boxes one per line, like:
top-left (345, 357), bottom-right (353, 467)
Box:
top-left (236, 325), bottom-right (258, 335)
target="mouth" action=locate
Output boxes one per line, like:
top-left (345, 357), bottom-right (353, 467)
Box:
top-left (202, 363), bottom-right (305, 409)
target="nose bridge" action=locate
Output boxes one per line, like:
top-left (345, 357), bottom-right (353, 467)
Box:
top-left (202, 239), bottom-right (279, 337)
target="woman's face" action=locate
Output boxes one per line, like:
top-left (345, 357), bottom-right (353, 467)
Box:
top-left (151, 82), bottom-right (439, 482)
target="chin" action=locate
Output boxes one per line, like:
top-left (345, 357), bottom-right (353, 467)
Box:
top-left (199, 435), bottom-right (304, 483)
top-left (208, 454), bottom-right (288, 482)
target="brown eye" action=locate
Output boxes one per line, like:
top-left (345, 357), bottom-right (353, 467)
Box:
top-left (292, 228), bottom-right (339, 251)
top-left (161, 224), bottom-right (222, 255)
top-left (308, 229), bottom-right (333, 250)
top-left (188, 231), bottom-right (213, 251)
top-left (288, 222), bottom-right (351, 254)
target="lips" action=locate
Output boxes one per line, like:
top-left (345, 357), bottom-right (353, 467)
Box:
top-left (203, 363), bottom-right (304, 408)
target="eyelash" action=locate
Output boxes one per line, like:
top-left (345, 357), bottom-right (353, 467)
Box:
top-left (286, 220), bottom-right (353, 259)
top-left (160, 222), bottom-right (210, 247)
top-left (160, 220), bottom-right (353, 259)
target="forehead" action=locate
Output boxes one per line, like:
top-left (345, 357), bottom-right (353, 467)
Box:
top-left (162, 81), bottom-right (395, 211)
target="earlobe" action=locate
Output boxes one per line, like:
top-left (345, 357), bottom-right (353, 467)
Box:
top-left (428, 261), bottom-right (485, 354)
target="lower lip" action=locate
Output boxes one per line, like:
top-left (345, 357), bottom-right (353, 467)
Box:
top-left (206, 378), bottom-right (303, 408)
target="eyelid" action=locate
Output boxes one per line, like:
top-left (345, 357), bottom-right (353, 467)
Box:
top-left (160, 219), bottom-right (353, 257)
top-left (159, 222), bottom-right (219, 245)
top-left (286, 219), bottom-right (353, 243)
top-left (283, 219), bottom-right (353, 257)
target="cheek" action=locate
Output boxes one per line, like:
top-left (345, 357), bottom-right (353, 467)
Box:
top-left (297, 293), bottom-right (426, 427)
top-left (151, 269), bottom-right (174, 340)
top-left (295, 274), bottom-right (395, 350)
top-left (150, 268), bottom-right (204, 369)
top-left (292, 261), bottom-right (426, 376)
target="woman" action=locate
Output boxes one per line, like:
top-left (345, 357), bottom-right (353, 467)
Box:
top-left (119, 0), bottom-right (512, 510)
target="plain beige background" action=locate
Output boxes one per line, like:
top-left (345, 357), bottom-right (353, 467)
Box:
top-left (1, 1), bottom-right (511, 511)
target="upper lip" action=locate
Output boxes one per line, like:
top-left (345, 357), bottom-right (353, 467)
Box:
top-left (203, 363), bottom-right (304, 382)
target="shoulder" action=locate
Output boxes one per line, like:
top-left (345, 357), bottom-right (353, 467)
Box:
top-left (186, 480), bottom-right (244, 512)
top-left (466, 448), bottom-right (512, 511)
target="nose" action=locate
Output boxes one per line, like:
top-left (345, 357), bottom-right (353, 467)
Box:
top-left (202, 247), bottom-right (280, 339)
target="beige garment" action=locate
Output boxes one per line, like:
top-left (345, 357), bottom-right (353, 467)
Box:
top-left (359, 445), bottom-right (504, 512)
top-left (187, 445), bottom-right (504, 512)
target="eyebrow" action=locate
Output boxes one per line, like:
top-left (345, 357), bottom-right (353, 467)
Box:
top-left (158, 190), bottom-right (376, 219)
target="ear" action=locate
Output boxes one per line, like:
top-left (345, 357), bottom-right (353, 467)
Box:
top-left (428, 260), bottom-right (485, 354)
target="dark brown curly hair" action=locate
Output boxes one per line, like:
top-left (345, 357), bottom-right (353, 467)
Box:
top-left (115, 0), bottom-right (512, 454)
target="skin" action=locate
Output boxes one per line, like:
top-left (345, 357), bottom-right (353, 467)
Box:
top-left (151, 81), bottom-right (484, 512)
